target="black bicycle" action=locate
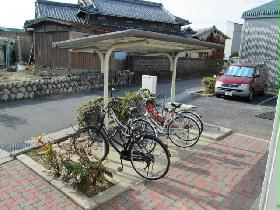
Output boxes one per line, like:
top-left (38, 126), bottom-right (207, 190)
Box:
top-left (72, 106), bottom-right (170, 180)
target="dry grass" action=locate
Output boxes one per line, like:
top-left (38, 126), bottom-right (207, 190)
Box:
top-left (0, 71), bottom-right (43, 83)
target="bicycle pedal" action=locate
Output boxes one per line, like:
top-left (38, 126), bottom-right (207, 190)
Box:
top-left (118, 167), bottom-right (123, 172)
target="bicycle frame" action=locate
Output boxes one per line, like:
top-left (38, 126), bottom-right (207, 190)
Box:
top-left (97, 106), bottom-right (139, 156)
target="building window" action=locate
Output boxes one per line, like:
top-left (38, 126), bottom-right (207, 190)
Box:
top-left (114, 52), bottom-right (127, 60)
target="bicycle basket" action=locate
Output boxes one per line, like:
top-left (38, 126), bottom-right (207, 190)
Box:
top-left (81, 105), bottom-right (104, 127)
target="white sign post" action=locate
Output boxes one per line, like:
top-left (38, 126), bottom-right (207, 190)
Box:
top-left (259, 91), bottom-right (280, 210)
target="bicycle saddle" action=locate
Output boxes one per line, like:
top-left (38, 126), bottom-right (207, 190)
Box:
top-left (130, 125), bottom-right (142, 132)
top-left (129, 107), bottom-right (138, 113)
top-left (171, 102), bottom-right (182, 109)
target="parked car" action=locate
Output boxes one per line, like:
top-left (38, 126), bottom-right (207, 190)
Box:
top-left (215, 64), bottom-right (268, 101)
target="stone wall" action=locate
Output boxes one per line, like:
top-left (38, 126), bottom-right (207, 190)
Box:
top-left (0, 70), bottom-right (134, 103)
top-left (128, 56), bottom-right (224, 83)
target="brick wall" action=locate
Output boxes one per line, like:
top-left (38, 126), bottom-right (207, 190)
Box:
top-left (127, 56), bottom-right (224, 83)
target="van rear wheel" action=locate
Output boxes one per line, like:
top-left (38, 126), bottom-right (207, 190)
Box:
top-left (261, 86), bottom-right (267, 95)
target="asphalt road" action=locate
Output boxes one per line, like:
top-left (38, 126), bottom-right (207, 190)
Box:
top-left (0, 79), bottom-right (277, 147)
top-left (0, 80), bottom-right (201, 147)
top-left (180, 92), bottom-right (277, 141)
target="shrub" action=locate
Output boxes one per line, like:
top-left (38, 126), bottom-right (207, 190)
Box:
top-left (33, 135), bottom-right (113, 197)
top-left (60, 146), bottom-right (113, 197)
top-left (117, 91), bottom-right (144, 123)
top-left (202, 76), bottom-right (217, 94)
top-left (229, 52), bottom-right (239, 58)
top-left (76, 97), bottom-right (104, 127)
top-left (76, 92), bottom-right (144, 126)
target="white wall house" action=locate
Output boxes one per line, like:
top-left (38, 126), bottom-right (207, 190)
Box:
top-left (239, 0), bottom-right (279, 87)
top-left (224, 21), bottom-right (242, 58)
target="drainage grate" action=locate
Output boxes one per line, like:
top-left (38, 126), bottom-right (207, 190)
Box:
top-left (255, 111), bottom-right (276, 121)
top-left (2, 141), bottom-right (33, 153)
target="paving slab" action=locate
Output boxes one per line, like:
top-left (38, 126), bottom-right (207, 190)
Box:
top-left (97, 133), bottom-right (269, 210)
top-left (0, 160), bottom-right (82, 210)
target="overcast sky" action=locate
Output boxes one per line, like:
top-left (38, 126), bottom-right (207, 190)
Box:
top-left (0, 0), bottom-right (271, 32)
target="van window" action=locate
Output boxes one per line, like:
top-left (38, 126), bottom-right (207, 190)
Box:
top-left (225, 66), bottom-right (254, 78)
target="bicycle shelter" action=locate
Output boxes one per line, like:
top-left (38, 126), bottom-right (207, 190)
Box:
top-left (53, 29), bottom-right (223, 125)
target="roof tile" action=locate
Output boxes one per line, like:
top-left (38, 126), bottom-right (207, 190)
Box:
top-left (242, 0), bottom-right (279, 19)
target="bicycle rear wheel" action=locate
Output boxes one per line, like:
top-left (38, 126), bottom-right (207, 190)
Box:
top-left (180, 111), bottom-right (203, 134)
top-left (168, 115), bottom-right (200, 148)
top-left (72, 127), bottom-right (109, 162)
top-left (130, 135), bottom-right (170, 180)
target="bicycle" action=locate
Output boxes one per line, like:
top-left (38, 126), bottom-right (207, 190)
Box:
top-left (141, 89), bottom-right (204, 134)
top-left (72, 105), bottom-right (170, 180)
top-left (139, 89), bottom-right (201, 148)
top-left (107, 96), bottom-right (157, 142)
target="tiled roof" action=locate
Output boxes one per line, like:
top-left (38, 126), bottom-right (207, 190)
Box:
top-left (192, 26), bottom-right (229, 39)
top-left (28, 0), bottom-right (189, 27)
top-left (34, 0), bottom-right (85, 24)
top-left (242, 0), bottom-right (279, 19)
top-left (181, 27), bottom-right (197, 39)
top-left (79, 0), bottom-right (189, 25)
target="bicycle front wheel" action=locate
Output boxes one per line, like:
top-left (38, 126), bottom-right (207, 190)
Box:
top-left (130, 135), bottom-right (170, 180)
top-left (120, 119), bottom-right (157, 142)
top-left (168, 116), bottom-right (201, 148)
top-left (72, 127), bottom-right (109, 162)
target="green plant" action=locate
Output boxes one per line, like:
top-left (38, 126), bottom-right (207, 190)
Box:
top-left (115, 91), bottom-right (144, 124)
top-left (33, 134), bottom-right (113, 197)
top-left (34, 134), bottom-right (61, 176)
top-left (202, 76), bottom-right (217, 94)
top-left (76, 92), bottom-right (144, 126)
top-left (229, 52), bottom-right (239, 58)
top-left (61, 146), bottom-right (113, 196)
top-left (76, 97), bottom-right (104, 127)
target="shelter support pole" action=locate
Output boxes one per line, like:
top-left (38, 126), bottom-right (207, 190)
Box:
top-left (103, 48), bottom-right (114, 127)
top-left (170, 57), bottom-right (176, 102)
top-left (170, 51), bottom-right (187, 102)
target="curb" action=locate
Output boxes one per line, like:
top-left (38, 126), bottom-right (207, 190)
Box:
top-left (16, 154), bottom-right (133, 210)
top-left (190, 89), bottom-right (215, 97)
top-left (202, 123), bottom-right (233, 141)
top-left (0, 126), bottom-right (79, 158)
top-left (0, 156), bottom-right (14, 165)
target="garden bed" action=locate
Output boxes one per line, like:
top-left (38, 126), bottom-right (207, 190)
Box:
top-left (26, 137), bottom-right (115, 198)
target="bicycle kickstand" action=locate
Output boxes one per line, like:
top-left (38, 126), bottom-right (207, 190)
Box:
top-left (118, 158), bottom-right (124, 172)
